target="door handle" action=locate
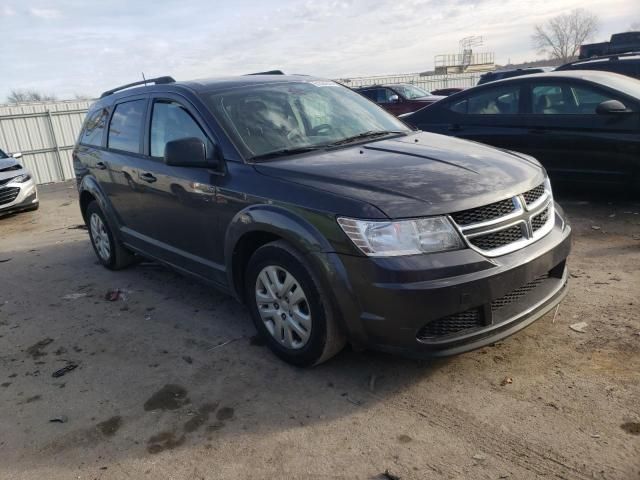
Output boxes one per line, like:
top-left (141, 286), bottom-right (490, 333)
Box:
top-left (140, 172), bottom-right (157, 183)
top-left (95, 162), bottom-right (107, 170)
top-left (448, 124), bottom-right (462, 132)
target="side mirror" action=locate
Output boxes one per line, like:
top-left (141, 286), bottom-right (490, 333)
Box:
top-left (596, 99), bottom-right (629, 115)
top-left (388, 94), bottom-right (400, 103)
top-left (164, 137), bottom-right (216, 168)
top-left (12, 152), bottom-right (22, 159)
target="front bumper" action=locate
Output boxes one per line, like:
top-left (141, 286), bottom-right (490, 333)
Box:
top-left (322, 205), bottom-right (571, 357)
top-left (0, 177), bottom-right (39, 215)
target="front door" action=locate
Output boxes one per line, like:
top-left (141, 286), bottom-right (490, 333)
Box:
top-left (521, 80), bottom-right (640, 185)
top-left (126, 95), bottom-right (227, 284)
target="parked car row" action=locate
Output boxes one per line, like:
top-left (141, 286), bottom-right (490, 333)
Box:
top-left (0, 149), bottom-right (38, 216)
top-left (402, 70), bottom-right (640, 189)
top-left (358, 47), bottom-right (640, 116)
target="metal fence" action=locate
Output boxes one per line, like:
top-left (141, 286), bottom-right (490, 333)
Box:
top-left (335, 71), bottom-right (482, 91)
top-left (0, 100), bottom-right (92, 184)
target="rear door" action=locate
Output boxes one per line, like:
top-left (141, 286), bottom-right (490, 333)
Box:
top-left (522, 79), bottom-right (640, 185)
top-left (100, 96), bottom-right (149, 242)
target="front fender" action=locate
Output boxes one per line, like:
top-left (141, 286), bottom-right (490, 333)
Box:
top-left (224, 204), bottom-right (338, 297)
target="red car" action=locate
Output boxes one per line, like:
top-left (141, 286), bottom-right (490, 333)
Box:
top-left (355, 83), bottom-right (445, 115)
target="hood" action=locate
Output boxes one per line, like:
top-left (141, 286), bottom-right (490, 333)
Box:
top-left (254, 132), bottom-right (545, 218)
top-left (0, 157), bottom-right (27, 183)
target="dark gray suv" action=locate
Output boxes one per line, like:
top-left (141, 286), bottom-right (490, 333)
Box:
top-left (74, 74), bottom-right (571, 366)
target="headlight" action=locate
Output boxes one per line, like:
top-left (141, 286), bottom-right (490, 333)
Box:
top-left (337, 216), bottom-right (464, 257)
top-left (11, 174), bottom-right (31, 183)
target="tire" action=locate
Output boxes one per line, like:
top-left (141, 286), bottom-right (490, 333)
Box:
top-left (245, 240), bottom-right (346, 367)
top-left (86, 201), bottom-right (136, 270)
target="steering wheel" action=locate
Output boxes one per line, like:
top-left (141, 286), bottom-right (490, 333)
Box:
top-left (286, 129), bottom-right (306, 143)
top-left (310, 124), bottom-right (334, 136)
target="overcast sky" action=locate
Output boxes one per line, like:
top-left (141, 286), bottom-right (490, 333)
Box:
top-left (0, 0), bottom-right (638, 100)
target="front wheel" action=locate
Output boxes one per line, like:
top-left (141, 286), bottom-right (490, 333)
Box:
top-left (245, 240), bottom-right (346, 366)
top-left (86, 201), bottom-right (136, 270)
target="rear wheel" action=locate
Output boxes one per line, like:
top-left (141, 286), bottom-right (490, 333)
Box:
top-left (86, 201), bottom-right (136, 270)
top-left (245, 240), bottom-right (345, 366)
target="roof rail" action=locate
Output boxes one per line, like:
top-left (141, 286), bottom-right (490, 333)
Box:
top-left (245, 70), bottom-right (285, 75)
top-left (100, 76), bottom-right (176, 98)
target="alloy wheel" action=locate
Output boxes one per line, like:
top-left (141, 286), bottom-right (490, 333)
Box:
top-left (255, 265), bottom-right (312, 349)
top-left (90, 213), bottom-right (111, 262)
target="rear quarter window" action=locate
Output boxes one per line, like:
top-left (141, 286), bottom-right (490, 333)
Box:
top-left (80, 109), bottom-right (108, 147)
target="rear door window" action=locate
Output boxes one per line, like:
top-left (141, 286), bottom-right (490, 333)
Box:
top-left (80, 109), bottom-right (108, 146)
top-left (108, 99), bottom-right (147, 153)
top-left (449, 85), bottom-right (521, 114)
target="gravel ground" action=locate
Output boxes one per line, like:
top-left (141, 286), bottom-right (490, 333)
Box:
top-left (0, 181), bottom-right (639, 480)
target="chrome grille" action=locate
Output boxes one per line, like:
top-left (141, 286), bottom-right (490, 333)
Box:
top-left (449, 180), bottom-right (553, 257)
top-left (523, 184), bottom-right (545, 206)
top-left (0, 187), bottom-right (20, 206)
top-left (531, 207), bottom-right (549, 232)
top-left (491, 274), bottom-right (549, 311)
top-left (469, 225), bottom-right (524, 250)
top-left (417, 309), bottom-right (482, 339)
top-left (451, 198), bottom-right (515, 226)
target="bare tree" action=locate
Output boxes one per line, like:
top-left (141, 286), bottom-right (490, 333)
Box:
top-left (6, 89), bottom-right (57, 103)
top-left (532, 9), bottom-right (600, 63)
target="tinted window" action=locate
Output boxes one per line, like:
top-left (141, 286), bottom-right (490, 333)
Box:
top-left (81, 109), bottom-right (108, 146)
top-left (377, 88), bottom-right (397, 104)
top-left (532, 83), bottom-right (618, 114)
top-left (359, 89), bottom-right (377, 101)
top-left (450, 85), bottom-right (521, 114)
top-left (108, 100), bottom-right (146, 153)
top-left (150, 101), bottom-right (212, 158)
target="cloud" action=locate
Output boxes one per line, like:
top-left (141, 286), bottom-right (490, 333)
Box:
top-left (29, 7), bottom-right (61, 19)
top-left (0, 0), bottom-right (638, 100)
top-left (1, 6), bottom-right (16, 16)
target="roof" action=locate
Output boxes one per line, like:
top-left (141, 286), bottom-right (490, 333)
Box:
top-left (94, 74), bottom-right (325, 106)
top-left (467, 70), bottom-right (640, 99)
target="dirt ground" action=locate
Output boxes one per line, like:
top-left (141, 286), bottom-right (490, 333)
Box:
top-left (0, 181), bottom-right (638, 480)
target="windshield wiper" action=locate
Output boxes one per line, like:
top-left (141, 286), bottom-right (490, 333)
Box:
top-left (250, 146), bottom-right (324, 161)
top-left (328, 130), bottom-right (405, 147)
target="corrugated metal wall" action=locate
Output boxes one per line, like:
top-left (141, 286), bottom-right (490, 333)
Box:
top-left (335, 71), bottom-right (482, 90)
top-left (0, 100), bottom-right (92, 184)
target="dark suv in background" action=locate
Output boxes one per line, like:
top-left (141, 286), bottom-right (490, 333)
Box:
top-left (74, 74), bottom-right (571, 366)
top-left (556, 52), bottom-right (640, 80)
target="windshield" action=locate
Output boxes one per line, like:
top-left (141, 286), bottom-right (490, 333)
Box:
top-left (587, 72), bottom-right (640, 99)
top-left (392, 84), bottom-right (432, 99)
top-left (203, 80), bottom-right (409, 159)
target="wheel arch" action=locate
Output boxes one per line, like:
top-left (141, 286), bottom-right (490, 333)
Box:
top-left (78, 176), bottom-right (120, 237)
top-left (225, 204), bottom-right (336, 303)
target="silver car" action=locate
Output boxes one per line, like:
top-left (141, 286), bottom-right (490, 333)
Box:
top-left (0, 149), bottom-right (38, 215)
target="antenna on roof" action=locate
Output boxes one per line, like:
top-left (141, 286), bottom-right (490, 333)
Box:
top-left (142, 72), bottom-right (147, 86)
